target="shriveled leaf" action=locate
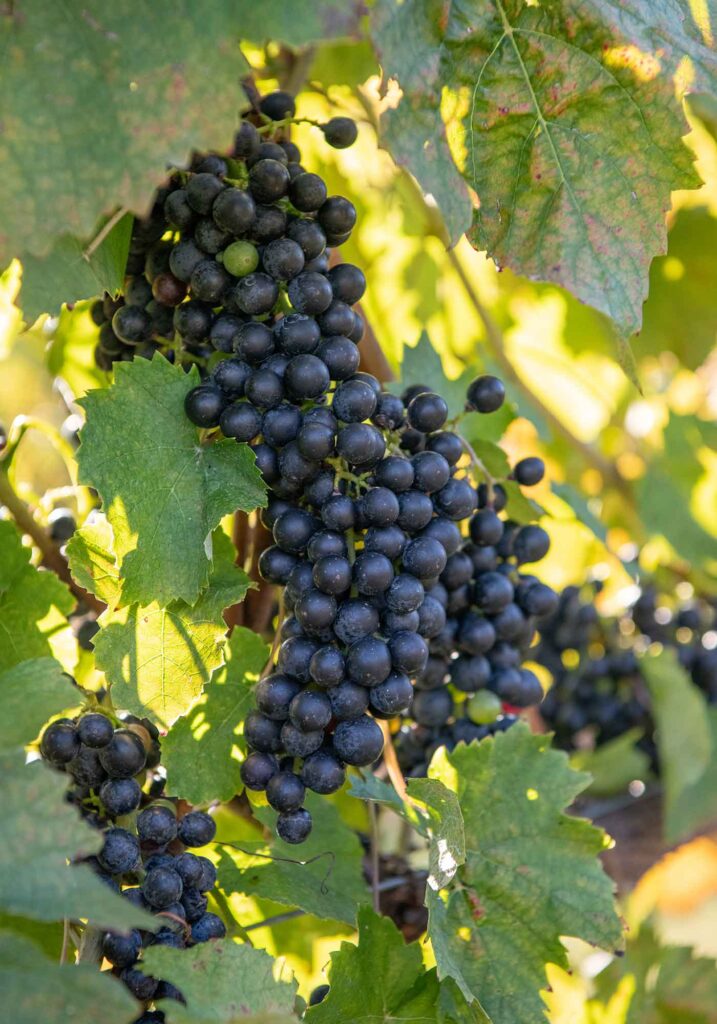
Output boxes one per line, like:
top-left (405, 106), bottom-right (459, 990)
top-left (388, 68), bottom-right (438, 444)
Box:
top-left (219, 795), bottom-right (367, 926)
top-left (0, 930), bottom-right (139, 1024)
top-left (0, 520), bottom-right (74, 672)
top-left (163, 627), bottom-right (269, 803)
top-left (20, 214), bottom-right (132, 323)
top-left (373, 0), bottom-right (700, 336)
top-left (95, 531), bottom-right (252, 727)
top-left (0, 750), bottom-right (155, 930)
top-left (0, 657), bottom-right (78, 750)
top-left (349, 772), bottom-right (465, 890)
top-left (426, 724), bottom-right (623, 1024)
top-left (67, 514), bottom-right (121, 607)
top-left (306, 907), bottom-right (470, 1024)
top-left (640, 648), bottom-right (712, 842)
top-left (388, 332), bottom-right (475, 417)
top-left (572, 728), bottom-right (651, 798)
top-left (141, 939), bottom-right (298, 1024)
top-left (77, 357), bottom-right (266, 607)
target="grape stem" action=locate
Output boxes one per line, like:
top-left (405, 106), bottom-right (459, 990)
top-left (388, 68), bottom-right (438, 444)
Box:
top-left (0, 464), bottom-right (104, 613)
top-left (379, 721), bottom-right (408, 802)
top-left (456, 432), bottom-right (495, 500)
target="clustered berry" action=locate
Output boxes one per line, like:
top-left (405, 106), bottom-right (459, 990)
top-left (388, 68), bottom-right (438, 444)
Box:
top-left (539, 584), bottom-right (717, 765)
top-left (39, 708), bottom-right (221, 1023)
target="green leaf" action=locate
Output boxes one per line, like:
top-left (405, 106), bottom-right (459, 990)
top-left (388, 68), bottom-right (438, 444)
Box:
top-left (219, 794), bottom-right (367, 926)
top-left (388, 332), bottom-right (475, 417)
top-left (426, 724), bottom-right (623, 1024)
top-left (595, 924), bottom-right (717, 1023)
top-left (77, 357), bottom-right (266, 607)
top-left (0, 913), bottom-right (64, 960)
top-left (640, 648), bottom-right (712, 843)
top-left (0, 657), bottom-right (78, 750)
top-left (571, 728), bottom-right (651, 797)
top-left (467, 439), bottom-right (510, 480)
top-left (459, 406), bottom-right (516, 448)
top-left (349, 772), bottom-right (465, 890)
top-left (502, 480), bottom-right (543, 524)
top-left (373, 0), bottom-right (700, 336)
top-left (661, 708), bottom-right (717, 842)
top-left (0, 520), bottom-right (74, 672)
top-left (140, 939), bottom-right (298, 1024)
top-left (67, 514), bottom-right (121, 607)
top-left (237, 1), bottom-right (362, 46)
top-left (20, 214), bottom-right (132, 323)
top-left (163, 627), bottom-right (269, 804)
top-left (309, 39), bottom-right (379, 89)
top-left (306, 907), bottom-right (475, 1024)
top-left (94, 530), bottom-right (252, 727)
top-left (46, 302), bottom-right (107, 397)
top-left (552, 482), bottom-right (608, 545)
top-left (0, 750), bottom-right (155, 930)
top-left (0, 930), bottom-right (139, 1024)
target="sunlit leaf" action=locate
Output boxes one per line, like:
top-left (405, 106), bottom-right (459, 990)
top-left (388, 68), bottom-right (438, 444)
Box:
top-left (0, 658), bottom-right (78, 751)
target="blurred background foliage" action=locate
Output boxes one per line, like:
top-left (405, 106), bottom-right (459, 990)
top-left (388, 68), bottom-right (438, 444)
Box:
top-left (1, 34), bottom-right (717, 1019)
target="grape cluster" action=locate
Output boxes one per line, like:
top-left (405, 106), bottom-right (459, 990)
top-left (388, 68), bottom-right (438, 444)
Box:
top-left (40, 709), bottom-right (222, 1022)
top-left (538, 584), bottom-right (717, 761)
top-left (89, 90), bottom-right (360, 374)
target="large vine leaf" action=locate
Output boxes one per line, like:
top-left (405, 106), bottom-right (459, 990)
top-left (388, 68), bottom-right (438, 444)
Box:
top-left (426, 723), bottom-right (623, 1024)
top-left (306, 907), bottom-right (487, 1024)
top-left (0, 750), bottom-right (155, 931)
top-left (218, 795), bottom-right (367, 926)
top-left (0, 931), bottom-right (139, 1024)
top-left (163, 626), bottom-right (269, 803)
top-left (66, 515), bottom-right (122, 608)
top-left (373, 0), bottom-right (702, 336)
top-left (0, 657), bottom-right (78, 750)
top-left (388, 332), bottom-right (477, 418)
top-left (77, 356), bottom-right (266, 607)
top-left (640, 647), bottom-right (712, 843)
top-left (20, 214), bottom-right (132, 326)
top-left (140, 939), bottom-right (298, 1024)
top-left (0, 520), bottom-right (74, 672)
top-left (93, 531), bottom-right (252, 727)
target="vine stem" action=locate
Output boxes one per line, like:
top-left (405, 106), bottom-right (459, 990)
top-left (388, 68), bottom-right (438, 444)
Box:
top-left (369, 802), bottom-right (381, 913)
top-left (0, 467), bottom-right (104, 613)
top-left (60, 919), bottom-right (70, 964)
top-left (444, 246), bottom-right (630, 495)
top-left (379, 721), bottom-right (408, 802)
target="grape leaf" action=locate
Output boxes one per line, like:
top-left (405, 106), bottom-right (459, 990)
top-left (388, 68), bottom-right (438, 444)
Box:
top-left (640, 648), bottom-right (712, 843)
top-left (349, 773), bottom-right (465, 890)
top-left (373, 0), bottom-right (701, 336)
top-left (0, 750), bottom-right (155, 930)
top-left (459, 407), bottom-right (516, 449)
top-left (0, 913), bottom-right (64, 960)
top-left (594, 924), bottom-right (717, 1023)
top-left (426, 724), bottom-right (623, 1024)
top-left (552, 482), bottom-right (608, 545)
top-left (571, 728), bottom-right (651, 797)
top-left (237, 1), bottom-right (362, 46)
top-left (0, 520), bottom-right (74, 672)
top-left (0, 657), bottom-right (78, 750)
top-left (67, 514), bottom-right (121, 607)
top-left (661, 708), bottom-right (717, 842)
top-left (47, 302), bottom-right (107, 398)
top-left (306, 907), bottom-right (487, 1024)
top-left (94, 530), bottom-right (252, 727)
top-left (77, 356), bottom-right (266, 607)
top-left (140, 939), bottom-right (298, 1024)
top-left (218, 794), bottom-right (367, 926)
top-left (20, 214), bottom-right (132, 324)
top-left (163, 627), bottom-right (269, 803)
top-left (0, 930), bottom-right (138, 1024)
top-left (501, 480), bottom-right (544, 524)
top-left (388, 332), bottom-right (476, 417)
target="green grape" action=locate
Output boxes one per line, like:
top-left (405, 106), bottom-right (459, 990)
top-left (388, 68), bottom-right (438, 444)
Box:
top-left (222, 240), bottom-right (259, 277)
top-left (467, 690), bottom-right (502, 725)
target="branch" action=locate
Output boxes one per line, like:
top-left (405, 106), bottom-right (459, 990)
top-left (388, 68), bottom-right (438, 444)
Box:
top-left (379, 721), bottom-right (408, 801)
top-left (0, 468), bottom-right (104, 613)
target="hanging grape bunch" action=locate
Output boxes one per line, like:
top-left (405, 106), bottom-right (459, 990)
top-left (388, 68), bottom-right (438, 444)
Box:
top-left (539, 584), bottom-right (717, 762)
top-left (39, 708), bottom-right (222, 1019)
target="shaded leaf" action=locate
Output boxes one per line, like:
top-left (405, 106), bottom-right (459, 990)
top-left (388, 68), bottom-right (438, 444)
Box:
top-left (571, 728), bottom-right (651, 797)
top-left (0, 657), bottom-right (78, 750)
top-left (552, 483), bottom-right (608, 545)
top-left (0, 749), bottom-right (154, 930)
top-left (20, 214), bottom-right (132, 323)
top-left (0, 930), bottom-right (138, 1024)
top-left (77, 357), bottom-right (266, 607)
top-left (502, 480), bottom-right (543, 524)
top-left (94, 531), bottom-right (252, 727)
top-left (237, 1), bottom-right (362, 46)
top-left (163, 627), bottom-right (269, 803)
top-left (640, 648), bottom-right (712, 842)
top-left (219, 794), bottom-right (367, 926)
top-left (373, 0), bottom-right (700, 336)
top-left (46, 302), bottom-right (107, 397)
top-left (0, 520), bottom-right (74, 672)
top-left (141, 938), bottom-right (298, 1024)
top-left (426, 724), bottom-right (623, 1024)
top-left (388, 332), bottom-right (475, 417)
